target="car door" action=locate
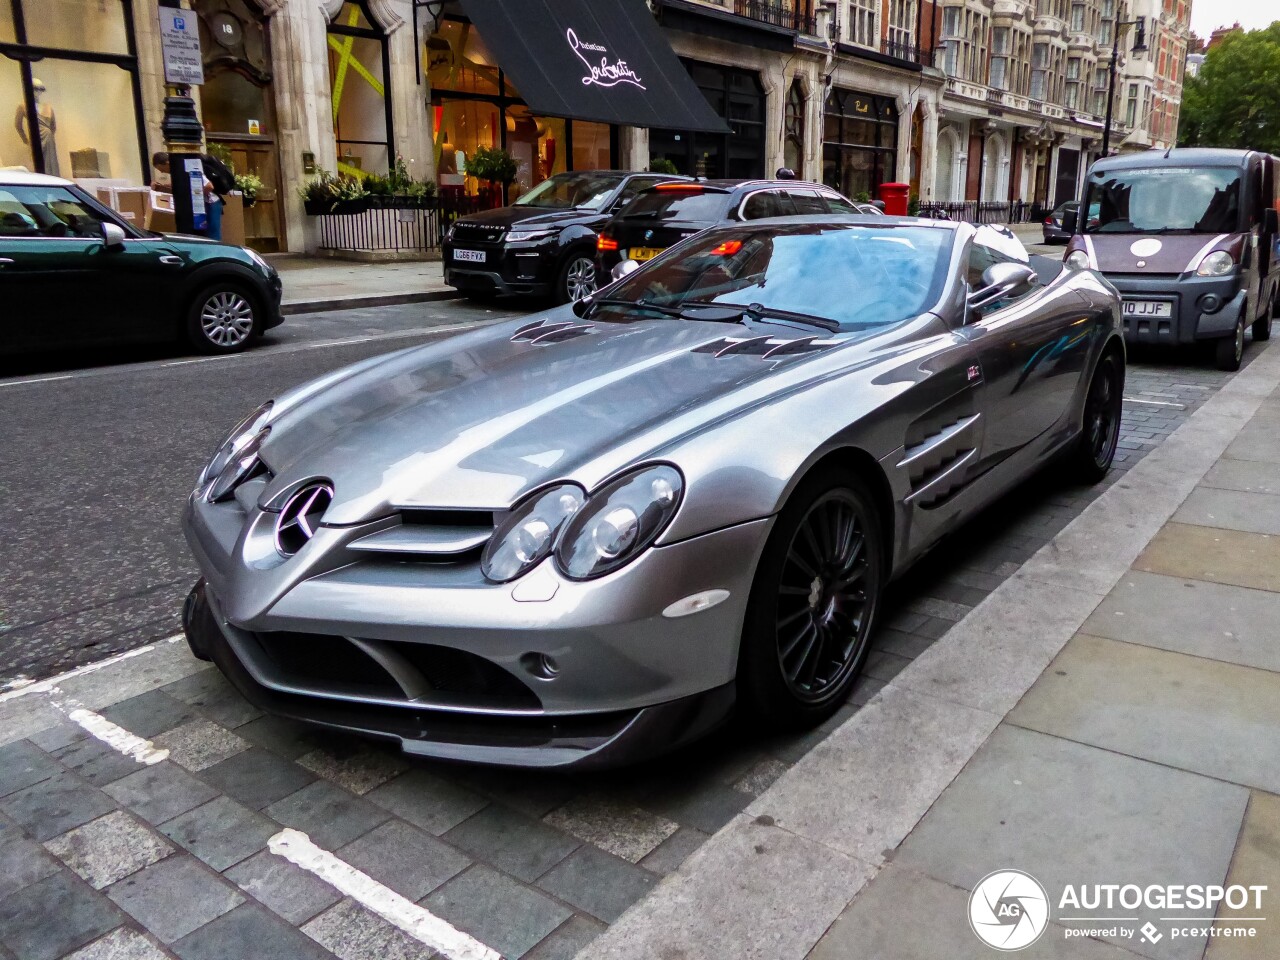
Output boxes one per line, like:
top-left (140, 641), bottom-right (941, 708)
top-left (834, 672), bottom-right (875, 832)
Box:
top-left (0, 184), bottom-right (167, 350)
top-left (962, 232), bottom-right (1092, 468)
top-left (740, 189), bottom-right (790, 220)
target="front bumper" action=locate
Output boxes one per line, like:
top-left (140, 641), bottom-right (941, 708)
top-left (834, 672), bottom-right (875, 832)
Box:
top-left (181, 492), bottom-right (771, 767)
top-left (443, 240), bottom-right (557, 297)
top-left (264, 272), bottom-right (284, 329)
top-left (1104, 272), bottom-right (1245, 346)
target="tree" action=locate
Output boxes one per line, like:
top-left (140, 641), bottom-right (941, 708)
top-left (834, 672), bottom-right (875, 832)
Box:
top-left (1179, 23), bottom-right (1280, 155)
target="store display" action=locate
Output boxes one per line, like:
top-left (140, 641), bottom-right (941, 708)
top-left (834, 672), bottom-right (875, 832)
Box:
top-left (71, 148), bottom-right (111, 179)
top-left (14, 78), bottom-right (58, 176)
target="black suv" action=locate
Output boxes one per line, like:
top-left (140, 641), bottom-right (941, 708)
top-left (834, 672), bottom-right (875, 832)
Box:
top-left (442, 170), bottom-right (688, 303)
top-left (595, 179), bottom-right (875, 279)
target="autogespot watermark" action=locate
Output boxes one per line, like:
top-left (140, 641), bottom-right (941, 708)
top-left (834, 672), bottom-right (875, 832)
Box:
top-left (968, 871), bottom-right (1268, 951)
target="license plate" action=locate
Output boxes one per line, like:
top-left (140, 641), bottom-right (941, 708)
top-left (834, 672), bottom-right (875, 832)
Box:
top-left (453, 249), bottom-right (485, 263)
top-left (1122, 299), bottom-right (1173, 319)
top-left (627, 246), bottom-right (665, 262)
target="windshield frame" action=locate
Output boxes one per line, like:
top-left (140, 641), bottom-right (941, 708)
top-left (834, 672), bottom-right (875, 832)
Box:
top-left (599, 220), bottom-right (956, 332)
top-left (1081, 162), bottom-right (1245, 236)
top-left (512, 172), bottom-right (626, 210)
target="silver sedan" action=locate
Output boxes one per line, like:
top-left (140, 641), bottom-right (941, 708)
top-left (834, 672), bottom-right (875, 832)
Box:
top-left (181, 217), bottom-right (1124, 768)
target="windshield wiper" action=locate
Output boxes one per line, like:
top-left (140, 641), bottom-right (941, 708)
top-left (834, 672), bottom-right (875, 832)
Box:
top-left (732, 302), bottom-right (840, 332)
top-left (586, 297), bottom-right (687, 319)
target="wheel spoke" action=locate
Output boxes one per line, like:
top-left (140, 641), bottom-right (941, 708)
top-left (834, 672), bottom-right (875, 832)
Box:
top-left (783, 622), bottom-right (819, 679)
top-left (786, 547), bottom-right (819, 581)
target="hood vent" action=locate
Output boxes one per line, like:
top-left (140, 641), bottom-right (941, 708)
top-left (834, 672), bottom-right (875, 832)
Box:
top-left (692, 335), bottom-right (836, 360)
top-left (349, 508), bottom-right (495, 562)
top-left (511, 319), bottom-right (596, 344)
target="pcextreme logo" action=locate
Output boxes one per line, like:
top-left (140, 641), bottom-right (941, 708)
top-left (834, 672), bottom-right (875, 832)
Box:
top-left (968, 871), bottom-right (1268, 951)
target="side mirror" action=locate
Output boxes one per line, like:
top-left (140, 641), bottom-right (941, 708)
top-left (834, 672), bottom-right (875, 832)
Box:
top-left (1062, 209), bottom-right (1079, 234)
top-left (611, 259), bottom-right (640, 282)
top-left (970, 262), bottom-right (1037, 310)
top-left (100, 221), bottom-right (127, 249)
top-left (1265, 208), bottom-right (1279, 235)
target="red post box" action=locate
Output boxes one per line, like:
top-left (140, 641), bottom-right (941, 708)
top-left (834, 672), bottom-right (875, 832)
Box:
top-left (879, 182), bottom-right (910, 216)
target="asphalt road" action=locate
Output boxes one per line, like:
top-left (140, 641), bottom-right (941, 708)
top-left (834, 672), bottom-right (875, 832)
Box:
top-left (0, 298), bottom-right (529, 683)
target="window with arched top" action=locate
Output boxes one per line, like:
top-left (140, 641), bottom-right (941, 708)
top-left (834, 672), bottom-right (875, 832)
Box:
top-left (784, 79), bottom-right (804, 172)
top-left (327, 0), bottom-right (393, 175)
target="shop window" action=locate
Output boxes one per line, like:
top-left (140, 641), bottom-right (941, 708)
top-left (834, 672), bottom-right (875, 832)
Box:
top-left (428, 18), bottom-right (501, 96)
top-left (327, 0), bottom-right (392, 175)
top-left (0, 0), bottom-right (146, 183)
top-left (822, 89), bottom-right (898, 200)
top-left (571, 121), bottom-right (611, 172)
top-left (506, 108), bottom-right (565, 198)
top-left (651, 61), bottom-right (764, 180)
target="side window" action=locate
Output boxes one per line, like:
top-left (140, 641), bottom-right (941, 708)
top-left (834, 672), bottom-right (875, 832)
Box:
top-left (615, 178), bottom-right (660, 210)
top-left (742, 191), bottom-right (785, 220)
top-left (786, 189), bottom-right (828, 215)
top-left (823, 193), bottom-right (861, 215)
top-left (0, 186), bottom-right (109, 238)
top-left (968, 240), bottom-right (1035, 311)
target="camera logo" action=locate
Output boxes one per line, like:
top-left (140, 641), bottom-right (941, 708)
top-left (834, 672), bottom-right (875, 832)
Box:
top-left (969, 870), bottom-right (1050, 951)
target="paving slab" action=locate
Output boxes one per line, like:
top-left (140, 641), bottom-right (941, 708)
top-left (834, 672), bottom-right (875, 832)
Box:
top-left (443, 804), bottom-right (579, 884)
top-left (1171, 487), bottom-right (1280, 535)
top-left (895, 725), bottom-right (1248, 960)
top-left (264, 780), bottom-right (390, 850)
top-left (55, 738), bottom-right (150, 788)
top-left (1223, 419), bottom-right (1280, 464)
top-left (424, 864), bottom-right (572, 960)
top-left (523, 915), bottom-right (605, 960)
top-left (1133, 523), bottom-right (1280, 592)
top-left (295, 744), bottom-right (407, 796)
top-left (171, 903), bottom-right (335, 960)
top-left (1200, 458), bottom-right (1280, 495)
top-left (63, 927), bottom-right (171, 960)
top-left (105, 762), bottom-right (218, 825)
top-left (0, 739), bottom-right (60, 797)
top-left (152, 719), bottom-right (249, 772)
top-left (535, 846), bottom-right (656, 923)
top-left (198, 748), bottom-right (315, 811)
top-left (158, 670), bottom-right (262, 729)
top-left (100, 691), bottom-right (196, 740)
top-left (1012, 634), bottom-right (1280, 793)
top-left (0, 770), bottom-right (117, 841)
top-left (45, 810), bottom-right (175, 890)
top-left (808, 863), bottom-right (1143, 960)
top-left (364, 769), bottom-right (488, 836)
top-left (577, 814), bottom-right (875, 960)
top-left (301, 898), bottom-right (436, 960)
top-left (106, 855), bottom-right (244, 944)
top-left (0, 870), bottom-right (123, 960)
top-left (158, 796), bottom-right (278, 872)
top-left (1206, 790), bottom-right (1280, 959)
top-left (336, 818), bottom-right (470, 902)
top-left (1082, 571), bottom-right (1280, 672)
top-left (542, 795), bottom-right (677, 864)
top-left (748, 684), bottom-right (1000, 864)
top-left (636, 826), bottom-right (709, 877)
top-left (0, 829), bottom-right (61, 900)
top-left (223, 849), bottom-right (342, 925)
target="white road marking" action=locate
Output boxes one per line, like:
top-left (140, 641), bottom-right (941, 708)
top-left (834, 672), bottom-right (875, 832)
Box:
top-left (0, 636), bottom-right (181, 704)
top-left (49, 694), bottom-right (169, 765)
top-left (0, 374), bottom-right (72, 388)
top-left (1123, 396), bottom-right (1186, 408)
top-left (269, 829), bottom-right (501, 960)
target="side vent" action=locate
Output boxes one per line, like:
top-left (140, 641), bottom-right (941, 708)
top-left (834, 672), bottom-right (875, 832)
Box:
top-left (692, 336), bottom-right (835, 359)
top-left (900, 410), bottom-right (982, 509)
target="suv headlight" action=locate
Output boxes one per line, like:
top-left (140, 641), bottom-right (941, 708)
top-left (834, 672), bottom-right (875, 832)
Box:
top-left (556, 465), bottom-right (683, 581)
top-left (1065, 249), bottom-right (1091, 271)
top-left (506, 228), bottom-right (557, 243)
top-left (482, 484), bottom-right (585, 583)
top-left (199, 401), bottom-right (273, 502)
top-left (1196, 250), bottom-right (1235, 277)
top-left (444, 222), bottom-right (457, 243)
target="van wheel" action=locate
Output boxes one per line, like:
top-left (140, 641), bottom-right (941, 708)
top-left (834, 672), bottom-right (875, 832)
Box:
top-left (1216, 316), bottom-right (1246, 371)
top-left (1254, 292), bottom-right (1274, 341)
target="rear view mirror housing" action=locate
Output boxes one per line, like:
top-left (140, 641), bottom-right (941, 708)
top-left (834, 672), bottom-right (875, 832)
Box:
top-left (99, 221), bottom-right (127, 249)
top-left (970, 262), bottom-right (1038, 310)
top-left (1264, 208), bottom-right (1279, 235)
top-left (1062, 208), bottom-right (1079, 234)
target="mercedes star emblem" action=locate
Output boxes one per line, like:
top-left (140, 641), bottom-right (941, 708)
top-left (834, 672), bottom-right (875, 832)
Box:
top-left (274, 482), bottom-right (334, 557)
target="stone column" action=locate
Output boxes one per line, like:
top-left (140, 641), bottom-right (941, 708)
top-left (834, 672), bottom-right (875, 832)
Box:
top-left (761, 63), bottom-right (785, 178)
top-left (895, 94), bottom-right (913, 184)
top-left (805, 69), bottom-right (824, 183)
top-left (383, 0), bottom-right (432, 182)
top-left (920, 99), bottom-right (939, 202)
top-left (619, 126), bottom-right (649, 171)
top-left (131, 0), bottom-right (168, 169)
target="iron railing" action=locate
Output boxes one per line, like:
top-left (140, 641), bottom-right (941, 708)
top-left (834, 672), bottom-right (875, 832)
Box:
top-left (314, 197), bottom-right (489, 253)
top-left (918, 200), bottom-right (1049, 224)
top-left (882, 37), bottom-right (936, 67)
top-left (707, 0), bottom-right (816, 34)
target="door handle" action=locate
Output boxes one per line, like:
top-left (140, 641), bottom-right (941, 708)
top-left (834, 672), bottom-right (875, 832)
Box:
top-left (0, 258), bottom-right (14, 265)
top-left (158, 255), bottom-right (183, 266)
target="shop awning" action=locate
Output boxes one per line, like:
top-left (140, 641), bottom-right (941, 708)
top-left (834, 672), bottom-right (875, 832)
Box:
top-left (457, 0), bottom-right (730, 135)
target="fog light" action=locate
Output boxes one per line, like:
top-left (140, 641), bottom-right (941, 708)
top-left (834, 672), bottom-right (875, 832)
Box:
top-left (521, 652), bottom-right (559, 679)
top-left (1198, 293), bottom-right (1222, 314)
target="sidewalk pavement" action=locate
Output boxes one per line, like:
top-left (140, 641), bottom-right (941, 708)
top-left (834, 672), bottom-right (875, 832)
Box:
top-left (274, 258), bottom-right (457, 315)
top-left (582, 340), bottom-right (1280, 960)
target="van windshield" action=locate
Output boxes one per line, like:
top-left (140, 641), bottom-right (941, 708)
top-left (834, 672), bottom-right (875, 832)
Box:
top-left (1082, 165), bottom-right (1242, 234)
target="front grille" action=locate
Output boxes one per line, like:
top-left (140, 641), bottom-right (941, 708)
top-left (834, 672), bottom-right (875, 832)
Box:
top-left (390, 642), bottom-right (539, 708)
top-left (451, 222), bottom-right (506, 244)
top-left (348, 509), bottom-right (494, 561)
top-left (256, 631), bottom-right (403, 698)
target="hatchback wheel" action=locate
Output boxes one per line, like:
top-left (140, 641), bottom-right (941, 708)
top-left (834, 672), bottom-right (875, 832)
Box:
top-left (737, 469), bottom-right (883, 730)
top-left (187, 283), bottom-right (258, 354)
top-left (558, 254), bottom-right (597, 304)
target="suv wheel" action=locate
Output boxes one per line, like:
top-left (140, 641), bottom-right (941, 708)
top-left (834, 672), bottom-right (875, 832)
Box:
top-left (187, 282), bottom-right (259, 354)
top-left (558, 254), bottom-right (598, 304)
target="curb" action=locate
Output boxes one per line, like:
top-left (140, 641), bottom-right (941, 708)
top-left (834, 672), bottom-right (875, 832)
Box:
top-left (282, 290), bottom-right (462, 316)
top-left (576, 341), bottom-right (1280, 960)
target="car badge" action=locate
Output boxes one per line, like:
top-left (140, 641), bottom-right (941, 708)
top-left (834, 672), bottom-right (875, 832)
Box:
top-left (644, 229), bottom-right (654, 242)
top-left (967, 364), bottom-right (982, 382)
top-left (274, 482), bottom-right (334, 557)
top-left (1137, 260), bottom-right (1147, 268)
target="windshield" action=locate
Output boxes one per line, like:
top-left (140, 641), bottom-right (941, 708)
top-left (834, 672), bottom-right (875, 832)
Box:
top-left (1083, 165), bottom-right (1242, 234)
top-left (619, 190), bottom-right (731, 221)
top-left (513, 173), bottom-right (623, 210)
top-left (603, 223), bottom-right (952, 331)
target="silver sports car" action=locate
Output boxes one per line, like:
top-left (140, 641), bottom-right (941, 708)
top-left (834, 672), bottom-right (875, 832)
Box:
top-left (182, 217), bottom-right (1124, 769)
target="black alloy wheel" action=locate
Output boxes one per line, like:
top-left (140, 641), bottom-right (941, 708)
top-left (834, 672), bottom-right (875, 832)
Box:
top-left (1072, 351), bottom-right (1124, 483)
top-left (738, 470), bottom-right (883, 729)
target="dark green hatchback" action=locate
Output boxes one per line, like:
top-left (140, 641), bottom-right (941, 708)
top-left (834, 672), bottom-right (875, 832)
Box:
top-left (1, 172), bottom-right (283, 356)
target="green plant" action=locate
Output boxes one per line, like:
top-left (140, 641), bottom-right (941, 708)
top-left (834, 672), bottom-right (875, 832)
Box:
top-left (466, 145), bottom-right (519, 185)
top-left (234, 172), bottom-right (264, 203)
top-left (206, 142), bottom-right (234, 170)
top-left (298, 169), bottom-right (368, 209)
top-left (648, 157), bottom-right (679, 175)
top-left (907, 193), bottom-right (920, 217)
top-left (855, 191), bottom-right (872, 203)
top-left (362, 172), bottom-right (393, 195)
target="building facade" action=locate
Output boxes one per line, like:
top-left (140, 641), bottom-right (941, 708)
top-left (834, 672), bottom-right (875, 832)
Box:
top-left (2, 0), bottom-right (961, 251)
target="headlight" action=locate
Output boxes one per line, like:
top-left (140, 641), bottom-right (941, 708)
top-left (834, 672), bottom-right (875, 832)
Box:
top-left (444, 222), bottom-right (457, 242)
top-left (1065, 250), bottom-right (1091, 270)
top-left (199, 401), bottom-right (273, 502)
top-left (244, 247), bottom-right (271, 273)
top-left (482, 484), bottom-right (585, 583)
top-left (556, 465), bottom-right (683, 581)
top-left (506, 228), bottom-right (557, 243)
top-left (1197, 250), bottom-right (1235, 277)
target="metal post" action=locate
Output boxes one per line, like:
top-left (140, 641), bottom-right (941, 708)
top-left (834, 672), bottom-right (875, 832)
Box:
top-left (161, 83), bottom-right (206, 235)
top-left (1102, 15), bottom-right (1119, 158)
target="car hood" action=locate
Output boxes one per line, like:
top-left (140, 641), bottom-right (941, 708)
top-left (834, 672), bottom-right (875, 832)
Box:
top-left (1086, 232), bottom-right (1229, 274)
top-left (457, 205), bottom-right (604, 230)
top-left (259, 312), bottom-right (852, 523)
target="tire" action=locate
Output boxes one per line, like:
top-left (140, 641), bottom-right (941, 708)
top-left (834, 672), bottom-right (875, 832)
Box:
top-left (1254, 291), bottom-right (1274, 342)
top-left (185, 280), bottom-right (260, 354)
top-left (1070, 350), bottom-right (1124, 484)
top-left (1215, 314), bottom-right (1246, 371)
top-left (737, 468), bottom-right (885, 731)
top-left (557, 252), bottom-right (598, 305)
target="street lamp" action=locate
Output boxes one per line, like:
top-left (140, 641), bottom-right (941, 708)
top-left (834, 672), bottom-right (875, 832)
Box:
top-left (1102, 13), bottom-right (1148, 157)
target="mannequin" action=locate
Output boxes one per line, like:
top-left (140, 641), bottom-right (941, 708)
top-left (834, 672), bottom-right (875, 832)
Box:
top-left (15, 78), bottom-right (58, 176)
